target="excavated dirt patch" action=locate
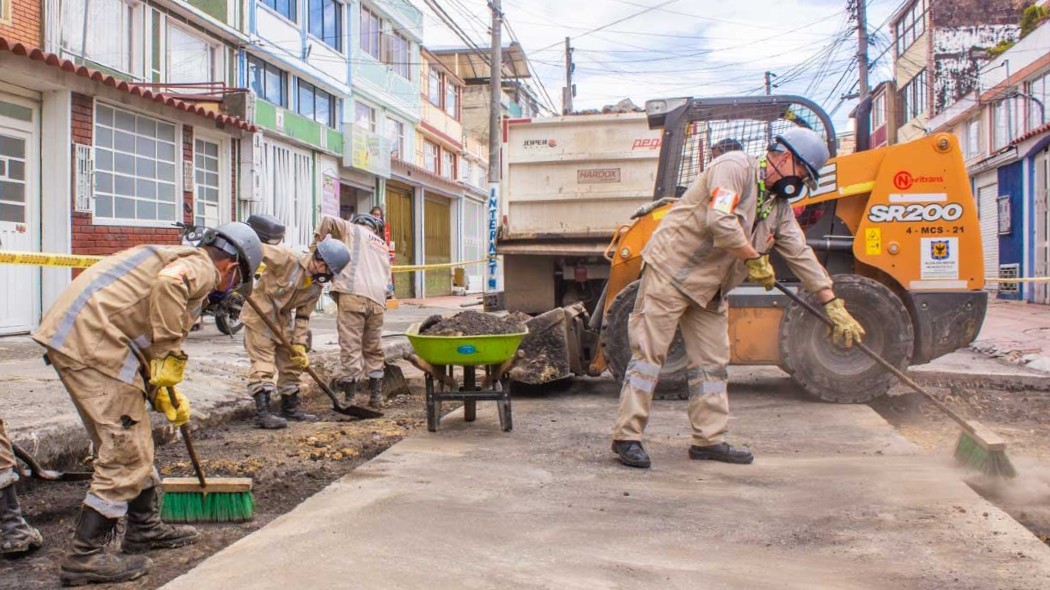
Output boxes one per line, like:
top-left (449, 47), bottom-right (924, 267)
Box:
top-left (0, 369), bottom-right (428, 590)
top-left (419, 311), bottom-right (526, 336)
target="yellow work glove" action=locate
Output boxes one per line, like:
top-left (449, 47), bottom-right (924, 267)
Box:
top-left (149, 352), bottom-right (187, 388)
top-left (290, 344), bottom-right (310, 370)
top-left (824, 298), bottom-right (866, 348)
top-left (152, 387), bottom-right (191, 427)
top-left (745, 255), bottom-right (776, 291)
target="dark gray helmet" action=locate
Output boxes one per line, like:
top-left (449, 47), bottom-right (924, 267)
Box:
top-left (772, 127), bottom-right (831, 189)
top-left (352, 213), bottom-right (384, 234)
top-left (314, 237), bottom-right (351, 276)
top-left (712, 138), bottom-right (743, 156)
top-left (200, 221), bottom-right (263, 282)
top-left (246, 214), bottom-right (286, 245)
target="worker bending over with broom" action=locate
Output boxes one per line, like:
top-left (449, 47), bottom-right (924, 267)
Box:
top-left (242, 236), bottom-right (351, 429)
top-left (611, 128), bottom-right (866, 469)
top-left (32, 222), bottom-right (263, 586)
top-left (314, 213), bottom-right (391, 409)
top-left (0, 417), bottom-right (43, 557)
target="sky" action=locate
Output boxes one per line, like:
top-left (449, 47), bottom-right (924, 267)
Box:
top-left (409, 0), bottom-right (902, 134)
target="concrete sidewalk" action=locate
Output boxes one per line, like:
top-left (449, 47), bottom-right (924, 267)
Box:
top-left (969, 299), bottom-right (1050, 373)
top-left (164, 372), bottom-right (1050, 590)
top-left (0, 297), bottom-right (466, 466)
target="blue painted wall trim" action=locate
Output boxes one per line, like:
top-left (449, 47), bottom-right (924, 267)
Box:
top-left (997, 160), bottom-right (1025, 300)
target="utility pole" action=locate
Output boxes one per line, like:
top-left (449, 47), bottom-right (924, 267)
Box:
top-left (853, 0), bottom-right (872, 151)
top-left (486, 0), bottom-right (503, 296)
top-left (764, 71), bottom-right (775, 144)
top-left (563, 37), bottom-right (575, 115)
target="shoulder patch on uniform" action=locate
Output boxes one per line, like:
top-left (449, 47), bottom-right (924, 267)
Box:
top-left (710, 186), bottom-right (740, 214)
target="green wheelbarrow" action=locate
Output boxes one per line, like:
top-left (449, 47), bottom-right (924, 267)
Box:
top-left (404, 323), bottom-right (527, 432)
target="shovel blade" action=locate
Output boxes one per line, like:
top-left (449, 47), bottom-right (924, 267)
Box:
top-left (332, 402), bottom-right (384, 419)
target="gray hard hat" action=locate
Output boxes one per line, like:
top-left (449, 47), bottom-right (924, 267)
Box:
top-left (200, 221), bottom-right (264, 281)
top-left (772, 127), bottom-right (831, 189)
top-left (351, 213), bottom-right (384, 234)
top-left (314, 236), bottom-right (351, 276)
top-left (246, 214), bottom-right (286, 245)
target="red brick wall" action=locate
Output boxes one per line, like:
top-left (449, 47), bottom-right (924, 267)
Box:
top-left (0, 0), bottom-right (42, 47)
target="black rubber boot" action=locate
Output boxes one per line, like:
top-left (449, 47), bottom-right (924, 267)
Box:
top-left (253, 389), bottom-right (288, 429)
top-left (611, 440), bottom-right (651, 468)
top-left (333, 378), bottom-right (358, 404)
top-left (59, 505), bottom-right (152, 586)
top-left (1, 483), bottom-right (43, 557)
top-left (280, 389), bottom-right (317, 422)
top-left (367, 377), bottom-right (383, 409)
top-left (121, 487), bottom-right (199, 554)
top-left (689, 442), bottom-right (755, 464)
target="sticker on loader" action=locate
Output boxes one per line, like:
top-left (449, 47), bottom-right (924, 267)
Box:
top-left (920, 237), bottom-right (959, 279)
top-left (865, 228), bottom-right (882, 255)
top-left (867, 203), bottom-right (963, 223)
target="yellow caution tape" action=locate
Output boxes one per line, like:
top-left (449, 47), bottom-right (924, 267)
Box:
top-left (985, 277), bottom-right (1050, 283)
top-left (391, 258), bottom-right (489, 273)
top-left (0, 251), bottom-right (103, 268)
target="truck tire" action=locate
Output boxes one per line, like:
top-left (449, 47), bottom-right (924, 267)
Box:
top-left (602, 280), bottom-right (690, 399)
top-left (779, 274), bottom-right (914, 404)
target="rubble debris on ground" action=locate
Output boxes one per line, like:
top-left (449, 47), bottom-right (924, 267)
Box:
top-left (419, 311), bottom-right (526, 336)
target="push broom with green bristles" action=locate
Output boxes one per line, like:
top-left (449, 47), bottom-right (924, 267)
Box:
top-left (775, 282), bottom-right (1016, 479)
top-left (157, 386), bottom-right (256, 523)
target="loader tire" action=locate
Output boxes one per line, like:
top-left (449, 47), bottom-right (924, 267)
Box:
top-left (602, 280), bottom-right (689, 399)
top-left (779, 274), bottom-right (913, 404)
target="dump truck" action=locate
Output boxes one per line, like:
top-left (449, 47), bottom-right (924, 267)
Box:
top-left (498, 112), bottom-right (663, 314)
top-left (506, 95), bottom-right (987, 403)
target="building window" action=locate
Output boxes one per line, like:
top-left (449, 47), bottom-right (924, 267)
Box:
top-left (390, 119), bottom-right (406, 159)
top-left (93, 105), bottom-right (179, 224)
top-left (965, 118), bottom-right (981, 160)
top-left (260, 0), bottom-right (296, 22)
top-left (384, 32), bottom-right (410, 79)
top-left (428, 67), bottom-right (442, 106)
top-left (248, 56), bottom-right (287, 107)
top-left (308, 0), bottom-right (342, 51)
top-left (60, 0), bottom-right (134, 73)
top-left (894, 0), bottom-right (926, 55)
top-left (167, 24), bottom-right (218, 86)
top-left (0, 0), bottom-right (11, 23)
top-left (194, 139), bottom-right (222, 227)
top-left (0, 134), bottom-right (26, 223)
top-left (900, 70), bottom-right (927, 122)
top-left (441, 151), bottom-right (455, 180)
top-left (424, 141), bottom-right (439, 174)
top-left (1027, 72), bottom-right (1050, 130)
top-left (297, 80), bottom-right (337, 128)
top-left (355, 102), bottom-right (376, 132)
top-left (360, 6), bottom-right (381, 59)
top-left (461, 158), bottom-right (472, 184)
top-left (993, 97), bottom-right (1024, 150)
top-left (871, 92), bottom-right (885, 131)
top-left (445, 81), bottom-right (459, 119)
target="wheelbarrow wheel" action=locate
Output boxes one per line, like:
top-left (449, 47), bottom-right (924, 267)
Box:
top-left (464, 400), bottom-right (477, 422)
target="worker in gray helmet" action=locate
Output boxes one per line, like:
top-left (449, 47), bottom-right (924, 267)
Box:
top-left (313, 213), bottom-right (391, 408)
top-left (610, 127), bottom-right (865, 469)
top-left (33, 222), bottom-right (262, 585)
top-left (247, 213), bottom-right (286, 246)
top-left (241, 237), bottom-right (351, 428)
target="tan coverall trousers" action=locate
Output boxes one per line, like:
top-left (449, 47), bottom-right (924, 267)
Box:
top-left (335, 293), bottom-right (385, 382)
top-left (0, 419), bottom-right (17, 488)
top-left (50, 350), bottom-right (158, 518)
top-left (612, 268), bottom-right (732, 446)
top-left (245, 326), bottom-right (304, 396)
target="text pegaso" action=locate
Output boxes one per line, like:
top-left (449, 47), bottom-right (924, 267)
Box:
top-left (867, 203), bottom-right (964, 223)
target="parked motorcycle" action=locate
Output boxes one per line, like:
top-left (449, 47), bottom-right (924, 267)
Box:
top-left (175, 221), bottom-right (246, 336)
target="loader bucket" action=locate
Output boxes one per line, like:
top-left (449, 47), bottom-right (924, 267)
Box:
top-left (509, 308), bottom-right (573, 385)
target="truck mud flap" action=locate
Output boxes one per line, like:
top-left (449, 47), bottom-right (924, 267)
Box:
top-left (903, 290), bottom-right (988, 365)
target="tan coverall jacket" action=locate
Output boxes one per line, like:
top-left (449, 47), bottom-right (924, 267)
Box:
top-left (0, 419), bottom-right (16, 488)
top-left (314, 216), bottom-right (390, 382)
top-left (32, 246), bottom-right (219, 517)
top-left (241, 244), bottom-right (323, 395)
top-left (613, 151), bottom-right (833, 446)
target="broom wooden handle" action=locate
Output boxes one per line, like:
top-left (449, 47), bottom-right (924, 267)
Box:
top-left (774, 282), bottom-right (975, 433)
top-left (165, 386), bottom-right (207, 489)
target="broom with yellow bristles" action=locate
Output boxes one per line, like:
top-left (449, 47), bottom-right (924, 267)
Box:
top-left (775, 282), bottom-right (1016, 479)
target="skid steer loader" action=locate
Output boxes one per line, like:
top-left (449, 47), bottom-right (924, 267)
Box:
top-left (511, 95), bottom-right (987, 403)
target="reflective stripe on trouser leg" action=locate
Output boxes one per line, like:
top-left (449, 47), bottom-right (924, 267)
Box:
top-left (245, 327), bottom-right (277, 396)
top-left (678, 304), bottom-right (732, 446)
top-left (50, 351), bottom-right (156, 511)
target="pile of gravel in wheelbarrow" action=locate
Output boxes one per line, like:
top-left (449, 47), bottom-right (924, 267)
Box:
top-left (419, 310), bottom-right (527, 336)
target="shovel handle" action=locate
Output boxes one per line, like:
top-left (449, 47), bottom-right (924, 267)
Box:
top-left (773, 282), bottom-right (972, 431)
top-left (165, 387), bottom-right (207, 489)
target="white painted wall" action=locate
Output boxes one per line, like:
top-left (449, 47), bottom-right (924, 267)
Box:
top-left (41, 89), bottom-right (72, 310)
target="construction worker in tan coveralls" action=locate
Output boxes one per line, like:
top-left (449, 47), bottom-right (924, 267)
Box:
top-left (242, 238), bottom-right (351, 429)
top-left (0, 418), bottom-right (43, 557)
top-left (32, 222), bottom-right (262, 586)
top-left (314, 213), bottom-right (391, 408)
top-left (611, 128), bottom-right (866, 469)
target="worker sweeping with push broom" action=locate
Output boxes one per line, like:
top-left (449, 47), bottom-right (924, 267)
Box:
top-left (32, 222), bottom-right (263, 586)
top-left (611, 127), bottom-right (866, 469)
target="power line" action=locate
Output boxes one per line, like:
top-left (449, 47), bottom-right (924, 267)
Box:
top-left (531, 0), bottom-right (681, 52)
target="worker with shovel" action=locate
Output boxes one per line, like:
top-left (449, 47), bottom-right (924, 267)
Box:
top-left (32, 222), bottom-right (263, 586)
top-left (611, 128), bottom-right (866, 469)
top-left (0, 418), bottom-right (43, 557)
top-left (314, 213), bottom-right (392, 409)
top-left (241, 236), bottom-right (351, 429)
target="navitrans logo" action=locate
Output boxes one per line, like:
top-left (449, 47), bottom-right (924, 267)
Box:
top-left (523, 138), bottom-right (558, 148)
